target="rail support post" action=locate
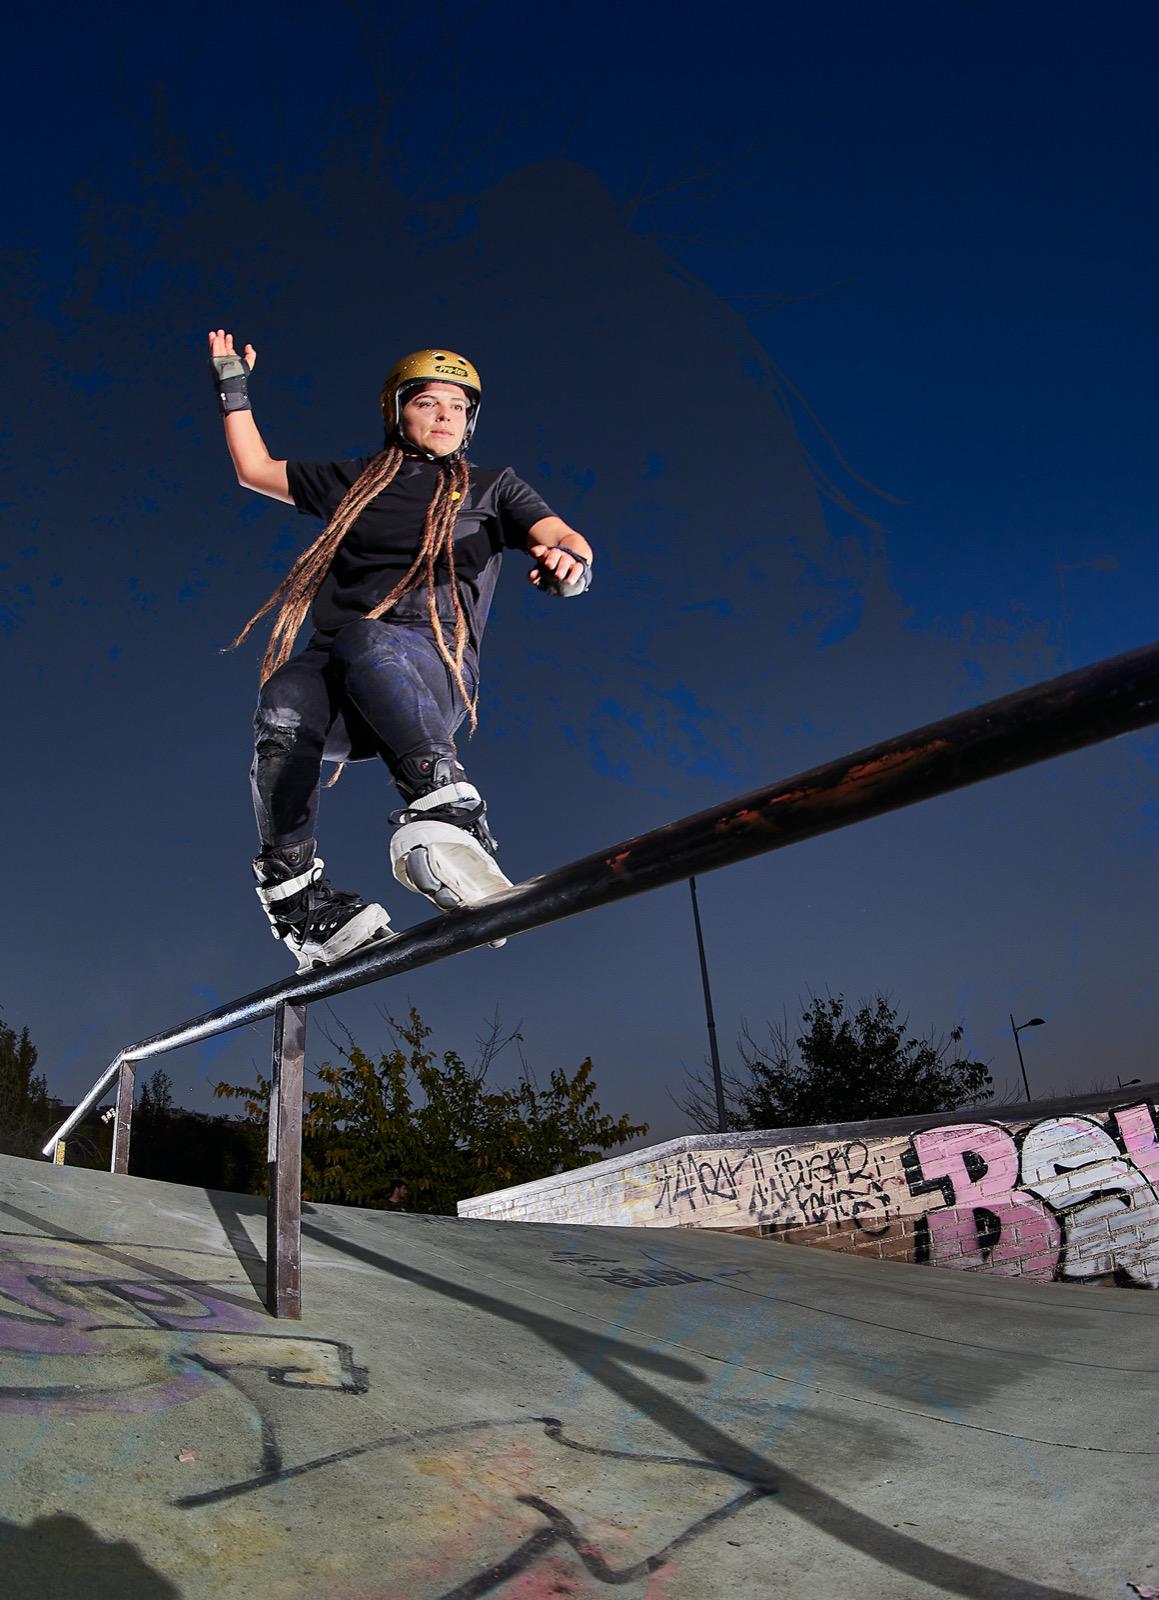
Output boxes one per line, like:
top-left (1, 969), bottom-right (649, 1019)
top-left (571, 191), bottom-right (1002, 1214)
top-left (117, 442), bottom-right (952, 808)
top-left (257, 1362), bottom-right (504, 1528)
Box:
top-left (266, 1000), bottom-right (307, 1319)
top-left (111, 1058), bottom-right (137, 1175)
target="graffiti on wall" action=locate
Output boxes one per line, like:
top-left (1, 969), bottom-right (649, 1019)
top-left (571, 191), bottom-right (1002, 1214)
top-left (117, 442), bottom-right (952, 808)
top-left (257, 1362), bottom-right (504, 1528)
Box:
top-left (654, 1140), bottom-right (892, 1236)
top-left (905, 1099), bottom-right (1159, 1286)
top-left (647, 1099), bottom-right (1159, 1287)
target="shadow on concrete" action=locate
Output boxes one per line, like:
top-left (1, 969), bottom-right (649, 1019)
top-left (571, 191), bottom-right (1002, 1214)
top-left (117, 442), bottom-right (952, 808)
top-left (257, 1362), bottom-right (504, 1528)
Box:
top-left (0, 1199), bottom-right (263, 1317)
top-left (301, 1217), bottom-right (1085, 1600)
top-left (204, 1184), bottom-right (268, 1302)
top-left (1, 1513), bottom-right (181, 1599)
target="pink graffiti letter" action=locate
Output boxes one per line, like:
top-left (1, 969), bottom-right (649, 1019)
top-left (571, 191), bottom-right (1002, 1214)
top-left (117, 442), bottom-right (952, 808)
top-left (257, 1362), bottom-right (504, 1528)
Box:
top-left (909, 1123), bottom-right (1061, 1280)
top-left (1115, 1102), bottom-right (1159, 1187)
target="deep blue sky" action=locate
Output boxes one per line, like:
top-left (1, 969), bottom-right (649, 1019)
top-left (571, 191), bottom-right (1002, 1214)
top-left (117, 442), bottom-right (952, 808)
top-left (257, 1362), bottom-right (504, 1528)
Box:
top-left (5, 1), bottom-right (1157, 1145)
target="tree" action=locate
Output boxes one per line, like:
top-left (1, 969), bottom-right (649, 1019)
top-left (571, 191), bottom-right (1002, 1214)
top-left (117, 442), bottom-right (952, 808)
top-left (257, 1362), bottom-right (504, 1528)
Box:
top-left (137, 1067), bottom-right (174, 1123)
top-left (131, 1067), bottom-right (264, 1191)
top-left (675, 990), bottom-right (993, 1133)
top-left (0, 1015), bottom-right (52, 1158)
top-left (215, 1007), bottom-right (648, 1213)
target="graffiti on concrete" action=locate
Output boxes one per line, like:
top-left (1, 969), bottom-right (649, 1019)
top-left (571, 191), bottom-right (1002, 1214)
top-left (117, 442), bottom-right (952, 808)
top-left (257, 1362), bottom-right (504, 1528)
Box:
top-left (654, 1140), bottom-right (892, 1236)
top-left (550, 1250), bottom-right (713, 1288)
top-left (174, 1410), bottom-right (775, 1596)
top-left (0, 1236), bottom-right (367, 1415)
top-left (549, 1249), bottom-right (754, 1290)
top-left (904, 1099), bottom-right (1159, 1286)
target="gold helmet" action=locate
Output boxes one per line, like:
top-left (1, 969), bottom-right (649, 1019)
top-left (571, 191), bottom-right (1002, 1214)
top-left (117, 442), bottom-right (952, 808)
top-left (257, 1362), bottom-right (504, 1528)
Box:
top-left (380, 349), bottom-right (482, 456)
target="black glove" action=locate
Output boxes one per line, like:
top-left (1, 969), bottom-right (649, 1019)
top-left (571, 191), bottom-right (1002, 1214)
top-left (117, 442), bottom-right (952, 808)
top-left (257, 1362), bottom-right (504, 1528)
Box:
top-left (536, 549), bottom-right (592, 598)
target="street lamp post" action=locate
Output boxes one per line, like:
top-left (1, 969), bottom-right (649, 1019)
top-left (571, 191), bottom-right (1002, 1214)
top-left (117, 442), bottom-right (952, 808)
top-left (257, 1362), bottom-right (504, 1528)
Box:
top-left (1010, 1014), bottom-right (1046, 1103)
top-left (689, 877), bottom-right (727, 1134)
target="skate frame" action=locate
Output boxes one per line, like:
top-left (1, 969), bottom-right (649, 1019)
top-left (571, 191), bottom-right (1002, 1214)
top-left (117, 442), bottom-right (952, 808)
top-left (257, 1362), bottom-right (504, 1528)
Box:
top-left (44, 642), bottom-right (1159, 1318)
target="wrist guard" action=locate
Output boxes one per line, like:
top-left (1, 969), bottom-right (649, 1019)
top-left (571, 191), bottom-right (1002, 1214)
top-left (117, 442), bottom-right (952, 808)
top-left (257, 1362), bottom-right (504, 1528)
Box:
top-left (210, 352), bottom-right (252, 415)
top-left (537, 548), bottom-right (592, 598)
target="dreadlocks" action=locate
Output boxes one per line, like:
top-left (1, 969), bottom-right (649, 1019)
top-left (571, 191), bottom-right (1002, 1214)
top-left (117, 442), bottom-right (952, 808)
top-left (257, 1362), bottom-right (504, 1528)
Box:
top-left (228, 447), bottom-right (478, 733)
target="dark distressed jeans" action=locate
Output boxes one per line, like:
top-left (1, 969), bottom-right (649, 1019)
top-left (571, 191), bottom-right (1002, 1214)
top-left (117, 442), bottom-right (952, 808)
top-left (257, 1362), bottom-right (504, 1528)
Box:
top-left (251, 619), bottom-right (478, 850)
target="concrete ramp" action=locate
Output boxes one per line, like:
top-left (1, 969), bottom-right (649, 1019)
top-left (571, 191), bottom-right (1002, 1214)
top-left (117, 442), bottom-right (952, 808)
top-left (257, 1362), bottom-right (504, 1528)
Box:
top-left (1, 1154), bottom-right (1156, 1599)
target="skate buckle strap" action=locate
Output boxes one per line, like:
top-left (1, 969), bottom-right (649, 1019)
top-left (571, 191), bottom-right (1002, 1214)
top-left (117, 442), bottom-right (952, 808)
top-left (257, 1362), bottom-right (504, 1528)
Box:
top-left (256, 858), bottom-right (324, 904)
top-left (404, 781), bottom-right (481, 814)
top-left (392, 782), bottom-right (485, 827)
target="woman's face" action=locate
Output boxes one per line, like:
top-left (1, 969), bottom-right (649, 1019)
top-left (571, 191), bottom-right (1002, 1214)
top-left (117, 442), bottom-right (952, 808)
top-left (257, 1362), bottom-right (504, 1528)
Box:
top-left (400, 381), bottom-right (471, 455)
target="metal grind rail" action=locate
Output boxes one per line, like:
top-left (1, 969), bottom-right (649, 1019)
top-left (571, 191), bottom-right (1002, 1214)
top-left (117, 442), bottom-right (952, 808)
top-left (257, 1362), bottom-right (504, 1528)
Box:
top-left (43, 641), bottom-right (1159, 1317)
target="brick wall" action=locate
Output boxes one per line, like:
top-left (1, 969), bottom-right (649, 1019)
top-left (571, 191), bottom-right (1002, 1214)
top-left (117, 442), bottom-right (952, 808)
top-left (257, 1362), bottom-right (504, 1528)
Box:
top-left (457, 1085), bottom-right (1159, 1288)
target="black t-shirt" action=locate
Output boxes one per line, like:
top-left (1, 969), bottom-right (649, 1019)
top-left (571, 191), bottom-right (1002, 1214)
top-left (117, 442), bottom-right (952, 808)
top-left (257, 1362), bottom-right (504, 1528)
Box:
top-left (286, 456), bottom-right (554, 646)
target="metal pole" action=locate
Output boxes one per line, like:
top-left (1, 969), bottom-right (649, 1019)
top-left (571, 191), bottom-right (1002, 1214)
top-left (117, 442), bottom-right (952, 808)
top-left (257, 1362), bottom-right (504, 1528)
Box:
top-left (1010, 1014), bottom-right (1032, 1103)
top-left (266, 1001), bottom-right (307, 1319)
top-left (111, 1059), bottom-right (137, 1175)
top-left (42, 1057), bottom-right (124, 1158)
top-left (689, 878), bottom-right (727, 1133)
top-left (45, 639), bottom-right (1159, 1159)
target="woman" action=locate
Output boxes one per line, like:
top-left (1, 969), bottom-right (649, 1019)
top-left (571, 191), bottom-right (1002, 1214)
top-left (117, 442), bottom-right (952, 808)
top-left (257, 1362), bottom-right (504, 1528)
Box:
top-left (209, 333), bottom-right (594, 970)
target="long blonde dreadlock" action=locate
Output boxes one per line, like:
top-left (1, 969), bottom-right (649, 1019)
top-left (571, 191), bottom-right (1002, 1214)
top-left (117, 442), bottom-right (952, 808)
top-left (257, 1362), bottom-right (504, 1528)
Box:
top-left (227, 446), bottom-right (478, 734)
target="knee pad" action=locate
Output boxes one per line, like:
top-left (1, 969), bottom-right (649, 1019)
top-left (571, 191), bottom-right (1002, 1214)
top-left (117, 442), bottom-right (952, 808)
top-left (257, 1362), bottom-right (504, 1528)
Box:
top-left (253, 704), bottom-right (305, 759)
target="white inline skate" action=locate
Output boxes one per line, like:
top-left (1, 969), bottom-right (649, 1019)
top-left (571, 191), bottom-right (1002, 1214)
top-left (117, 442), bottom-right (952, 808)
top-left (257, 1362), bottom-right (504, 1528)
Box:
top-left (389, 754), bottom-right (512, 942)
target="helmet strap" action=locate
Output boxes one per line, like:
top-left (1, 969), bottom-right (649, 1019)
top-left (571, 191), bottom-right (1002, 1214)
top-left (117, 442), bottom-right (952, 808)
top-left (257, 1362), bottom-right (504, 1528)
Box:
top-left (388, 427), bottom-right (468, 465)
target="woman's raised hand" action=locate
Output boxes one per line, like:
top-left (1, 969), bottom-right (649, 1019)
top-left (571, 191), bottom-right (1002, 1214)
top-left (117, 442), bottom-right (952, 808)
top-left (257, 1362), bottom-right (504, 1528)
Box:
top-left (208, 328), bottom-right (256, 371)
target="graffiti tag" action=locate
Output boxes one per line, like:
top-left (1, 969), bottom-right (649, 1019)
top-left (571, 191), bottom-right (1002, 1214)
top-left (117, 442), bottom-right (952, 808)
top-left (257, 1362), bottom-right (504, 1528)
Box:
top-left (654, 1141), bottom-right (892, 1236)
